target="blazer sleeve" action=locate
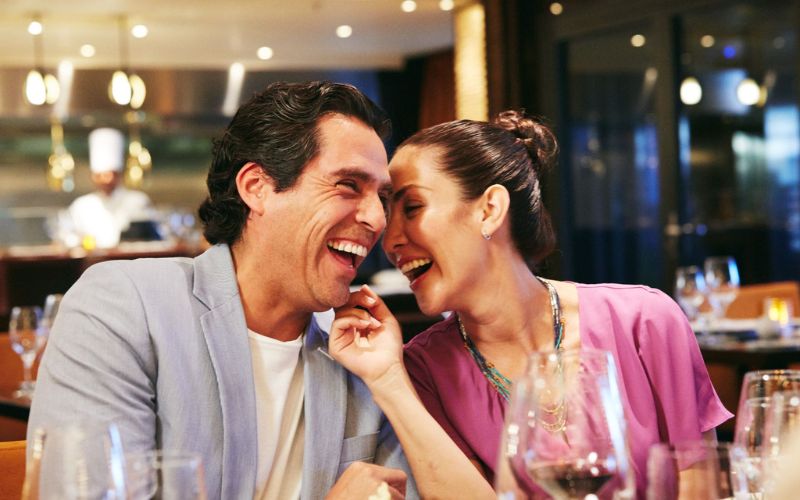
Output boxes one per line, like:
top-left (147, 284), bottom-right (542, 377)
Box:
top-left (27, 262), bottom-right (158, 453)
top-left (373, 415), bottom-right (420, 499)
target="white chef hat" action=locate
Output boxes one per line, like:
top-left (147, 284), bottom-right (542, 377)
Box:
top-left (88, 128), bottom-right (126, 173)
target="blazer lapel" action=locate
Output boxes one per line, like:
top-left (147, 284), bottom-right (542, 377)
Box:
top-left (301, 313), bottom-right (347, 500)
top-left (194, 244), bottom-right (257, 499)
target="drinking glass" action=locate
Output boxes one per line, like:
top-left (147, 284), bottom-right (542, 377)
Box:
top-left (674, 266), bottom-right (708, 322)
top-left (703, 256), bottom-right (740, 320)
top-left (760, 391), bottom-right (800, 496)
top-left (22, 422), bottom-right (127, 500)
top-left (126, 450), bottom-right (207, 500)
top-left (497, 348), bottom-right (634, 499)
top-left (42, 293), bottom-right (63, 331)
top-left (734, 370), bottom-right (800, 496)
top-left (646, 441), bottom-right (749, 499)
top-left (8, 306), bottom-right (48, 398)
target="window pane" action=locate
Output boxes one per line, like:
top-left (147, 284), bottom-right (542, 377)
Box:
top-left (565, 25), bottom-right (662, 285)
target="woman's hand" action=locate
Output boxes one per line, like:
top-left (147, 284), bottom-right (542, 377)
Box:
top-left (329, 285), bottom-right (404, 387)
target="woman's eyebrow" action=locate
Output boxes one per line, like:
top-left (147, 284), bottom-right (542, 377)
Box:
top-left (392, 184), bottom-right (431, 202)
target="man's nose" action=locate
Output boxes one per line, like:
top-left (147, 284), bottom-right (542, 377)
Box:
top-left (356, 192), bottom-right (387, 234)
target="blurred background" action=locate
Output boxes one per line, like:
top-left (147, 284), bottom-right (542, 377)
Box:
top-left (0, 0), bottom-right (798, 299)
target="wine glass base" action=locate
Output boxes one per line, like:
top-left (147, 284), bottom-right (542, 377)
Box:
top-left (13, 382), bottom-right (36, 400)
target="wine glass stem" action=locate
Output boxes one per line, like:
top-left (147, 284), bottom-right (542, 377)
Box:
top-left (21, 354), bottom-right (35, 385)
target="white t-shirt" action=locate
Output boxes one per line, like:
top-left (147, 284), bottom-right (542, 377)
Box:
top-left (247, 329), bottom-right (305, 500)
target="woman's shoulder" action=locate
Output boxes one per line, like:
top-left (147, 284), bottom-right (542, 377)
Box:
top-left (574, 282), bottom-right (681, 320)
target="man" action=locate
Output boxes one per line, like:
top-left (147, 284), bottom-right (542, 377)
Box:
top-left (29, 81), bottom-right (417, 499)
top-left (61, 127), bottom-right (153, 248)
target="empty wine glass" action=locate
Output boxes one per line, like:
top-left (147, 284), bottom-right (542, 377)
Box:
top-left (22, 421), bottom-right (127, 500)
top-left (703, 256), bottom-right (740, 320)
top-left (674, 266), bottom-right (708, 322)
top-left (9, 306), bottom-right (48, 398)
top-left (497, 348), bottom-right (634, 499)
top-left (761, 391), bottom-right (800, 496)
top-left (734, 370), bottom-right (800, 496)
top-left (733, 397), bottom-right (771, 495)
top-left (126, 450), bottom-right (207, 500)
top-left (42, 293), bottom-right (63, 331)
top-left (646, 441), bottom-right (749, 499)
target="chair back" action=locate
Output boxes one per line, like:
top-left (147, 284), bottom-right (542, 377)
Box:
top-left (726, 281), bottom-right (800, 319)
top-left (0, 440), bottom-right (26, 500)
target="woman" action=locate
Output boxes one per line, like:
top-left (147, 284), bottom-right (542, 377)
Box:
top-left (329, 110), bottom-right (733, 498)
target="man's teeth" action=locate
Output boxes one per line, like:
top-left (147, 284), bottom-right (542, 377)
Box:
top-left (400, 258), bottom-right (432, 274)
top-left (327, 241), bottom-right (368, 257)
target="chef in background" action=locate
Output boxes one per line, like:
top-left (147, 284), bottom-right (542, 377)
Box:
top-left (59, 127), bottom-right (154, 249)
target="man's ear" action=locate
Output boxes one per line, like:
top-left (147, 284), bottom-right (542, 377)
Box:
top-left (478, 184), bottom-right (510, 239)
top-left (236, 162), bottom-right (273, 216)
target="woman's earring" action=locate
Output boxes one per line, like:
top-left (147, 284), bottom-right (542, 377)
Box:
top-left (482, 230), bottom-right (492, 241)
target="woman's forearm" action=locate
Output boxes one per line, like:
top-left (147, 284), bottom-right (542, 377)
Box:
top-left (368, 364), bottom-right (496, 500)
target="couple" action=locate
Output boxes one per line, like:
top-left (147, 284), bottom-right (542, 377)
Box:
top-left (29, 81), bottom-right (731, 499)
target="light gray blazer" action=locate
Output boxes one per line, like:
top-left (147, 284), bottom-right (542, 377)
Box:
top-left (28, 244), bottom-right (417, 500)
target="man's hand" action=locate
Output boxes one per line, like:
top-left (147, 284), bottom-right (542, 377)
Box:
top-left (326, 462), bottom-right (407, 500)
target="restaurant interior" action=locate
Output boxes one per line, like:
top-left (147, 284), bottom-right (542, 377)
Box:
top-left (1, 0), bottom-right (800, 497)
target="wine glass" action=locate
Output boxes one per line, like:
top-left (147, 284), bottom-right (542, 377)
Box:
top-left (498, 348), bottom-right (634, 499)
top-left (674, 266), bottom-right (708, 322)
top-left (761, 391), bottom-right (800, 497)
top-left (8, 306), bottom-right (48, 398)
top-left (22, 422), bottom-right (127, 500)
top-left (646, 441), bottom-right (749, 499)
top-left (703, 256), bottom-right (740, 320)
top-left (42, 293), bottom-right (63, 331)
top-left (734, 370), bottom-right (800, 495)
top-left (126, 450), bottom-right (207, 500)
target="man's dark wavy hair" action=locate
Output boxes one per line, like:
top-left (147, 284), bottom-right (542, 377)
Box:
top-left (198, 81), bottom-right (391, 245)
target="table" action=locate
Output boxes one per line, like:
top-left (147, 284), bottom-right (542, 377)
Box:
top-left (695, 320), bottom-right (800, 438)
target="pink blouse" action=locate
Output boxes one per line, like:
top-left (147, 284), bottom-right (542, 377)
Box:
top-left (403, 283), bottom-right (733, 498)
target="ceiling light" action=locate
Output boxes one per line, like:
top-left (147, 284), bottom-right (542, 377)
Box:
top-left (27, 20), bottom-right (42, 36)
top-left (24, 14), bottom-right (59, 107)
top-left (108, 16), bottom-right (146, 108)
top-left (680, 77), bottom-right (702, 106)
top-left (630, 34), bottom-right (646, 48)
top-left (439, 0), bottom-right (454, 11)
top-left (129, 74), bottom-right (146, 109)
top-left (549, 2), bottom-right (564, 15)
top-left (131, 24), bottom-right (148, 39)
top-left (336, 25), bottom-right (353, 38)
top-left (700, 35), bottom-right (715, 48)
top-left (736, 78), bottom-right (760, 106)
top-left (80, 44), bottom-right (96, 58)
top-left (25, 70), bottom-right (46, 105)
top-left (110, 70), bottom-right (132, 106)
top-left (257, 46), bottom-right (274, 60)
top-left (401, 1), bottom-right (417, 13)
top-left (723, 45), bottom-right (736, 59)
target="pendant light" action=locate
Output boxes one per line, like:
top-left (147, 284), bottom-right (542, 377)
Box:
top-left (24, 14), bottom-right (59, 106)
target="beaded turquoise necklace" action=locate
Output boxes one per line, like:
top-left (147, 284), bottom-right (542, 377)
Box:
top-left (457, 277), bottom-right (564, 402)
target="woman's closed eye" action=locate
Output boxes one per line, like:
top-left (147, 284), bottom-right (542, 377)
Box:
top-left (403, 203), bottom-right (422, 216)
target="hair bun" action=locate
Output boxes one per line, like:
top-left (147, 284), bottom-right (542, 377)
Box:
top-left (493, 110), bottom-right (558, 174)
